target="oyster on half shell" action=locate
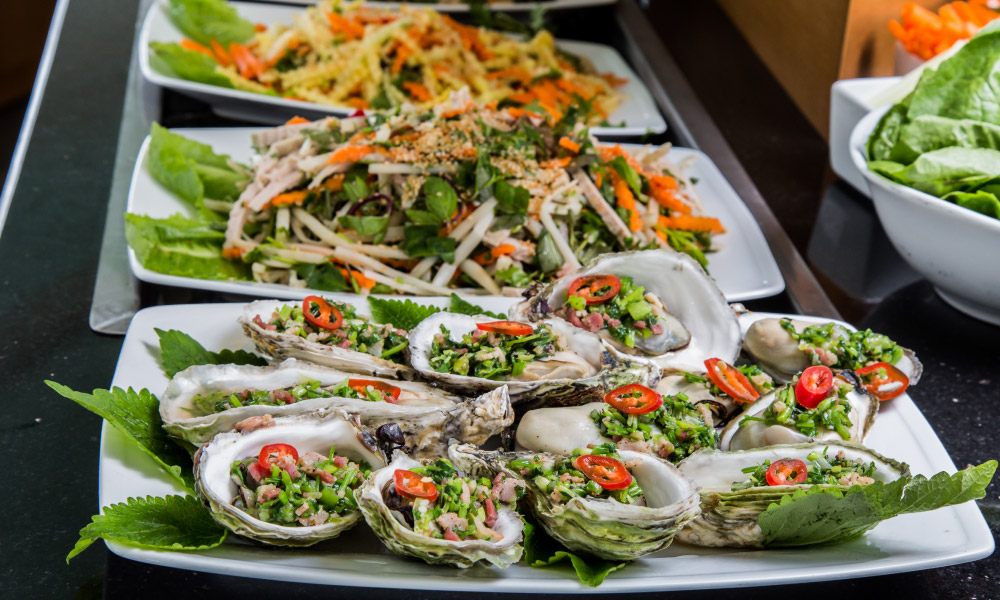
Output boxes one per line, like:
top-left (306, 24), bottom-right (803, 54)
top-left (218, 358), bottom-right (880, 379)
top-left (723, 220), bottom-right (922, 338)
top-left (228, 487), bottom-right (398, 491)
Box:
top-left (510, 250), bottom-right (742, 372)
top-left (193, 413), bottom-right (386, 546)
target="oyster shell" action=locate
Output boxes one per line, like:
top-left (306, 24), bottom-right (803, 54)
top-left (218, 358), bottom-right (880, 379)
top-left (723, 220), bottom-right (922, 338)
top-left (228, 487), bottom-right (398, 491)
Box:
top-left (241, 299), bottom-right (415, 379)
top-left (407, 312), bottom-right (660, 407)
top-left (161, 359), bottom-right (514, 455)
top-left (356, 452), bottom-right (524, 568)
top-left (449, 444), bottom-right (700, 561)
top-left (193, 413), bottom-right (385, 546)
top-left (719, 372), bottom-right (878, 451)
top-left (676, 441), bottom-right (909, 548)
top-left (743, 317), bottom-right (923, 385)
top-left (510, 250), bottom-right (742, 372)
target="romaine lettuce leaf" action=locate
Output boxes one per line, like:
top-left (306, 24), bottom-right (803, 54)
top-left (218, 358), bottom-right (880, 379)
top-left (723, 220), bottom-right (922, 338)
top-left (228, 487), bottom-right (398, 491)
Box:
top-left (156, 328), bottom-right (267, 378)
top-left (125, 213), bottom-right (251, 281)
top-left (148, 42), bottom-right (235, 89)
top-left (165, 0), bottom-right (253, 46)
top-left (148, 123), bottom-right (245, 204)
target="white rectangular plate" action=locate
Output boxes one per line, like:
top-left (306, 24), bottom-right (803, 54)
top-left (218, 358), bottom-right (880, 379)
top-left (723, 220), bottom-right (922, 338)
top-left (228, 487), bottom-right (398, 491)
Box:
top-left (138, 0), bottom-right (664, 137)
top-left (282, 1), bottom-right (616, 12)
top-left (99, 303), bottom-right (993, 592)
top-left (126, 128), bottom-right (783, 301)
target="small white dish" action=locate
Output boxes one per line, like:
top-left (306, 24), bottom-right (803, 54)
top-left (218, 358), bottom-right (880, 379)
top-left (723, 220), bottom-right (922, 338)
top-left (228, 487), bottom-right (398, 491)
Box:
top-left (125, 127), bottom-right (783, 302)
top-left (137, 0), bottom-right (664, 138)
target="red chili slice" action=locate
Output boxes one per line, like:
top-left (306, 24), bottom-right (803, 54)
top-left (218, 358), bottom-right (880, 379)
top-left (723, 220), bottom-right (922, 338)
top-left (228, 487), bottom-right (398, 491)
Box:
top-left (302, 296), bottom-right (343, 330)
top-left (574, 454), bottom-right (633, 490)
top-left (394, 469), bottom-right (439, 502)
top-left (475, 321), bottom-right (534, 336)
top-left (765, 458), bottom-right (809, 486)
top-left (856, 362), bottom-right (910, 401)
top-left (258, 443), bottom-right (299, 472)
top-left (795, 365), bottom-right (834, 409)
top-left (603, 383), bottom-right (663, 415)
top-left (704, 358), bottom-right (760, 405)
top-left (567, 275), bottom-right (622, 305)
top-left (348, 379), bottom-right (401, 403)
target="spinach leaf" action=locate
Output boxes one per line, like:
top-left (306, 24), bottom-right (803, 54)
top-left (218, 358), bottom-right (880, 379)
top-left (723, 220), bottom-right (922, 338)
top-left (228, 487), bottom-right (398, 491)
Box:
top-left (944, 190), bottom-right (1000, 219)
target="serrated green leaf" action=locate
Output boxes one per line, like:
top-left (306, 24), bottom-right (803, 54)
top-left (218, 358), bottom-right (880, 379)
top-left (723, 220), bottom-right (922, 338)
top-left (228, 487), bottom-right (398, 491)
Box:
top-left (155, 328), bottom-right (267, 378)
top-left (900, 460), bottom-right (996, 513)
top-left (423, 176), bottom-right (459, 222)
top-left (44, 382), bottom-right (194, 491)
top-left (368, 297), bottom-right (441, 330)
top-left (67, 495), bottom-right (226, 562)
top-left (448, 293), bottom-right (505, 319)
top-left (522, 519), bottom-right (628, 587)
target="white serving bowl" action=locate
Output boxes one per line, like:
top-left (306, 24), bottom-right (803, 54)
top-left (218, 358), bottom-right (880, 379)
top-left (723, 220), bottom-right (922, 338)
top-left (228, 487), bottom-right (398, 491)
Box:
top-left (850, 107), bottom-right (1000, 326)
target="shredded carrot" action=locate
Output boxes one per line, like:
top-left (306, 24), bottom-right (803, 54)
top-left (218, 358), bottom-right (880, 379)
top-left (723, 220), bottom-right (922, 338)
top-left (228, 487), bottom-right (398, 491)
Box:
top-left (325, 11), bottom-right (365, 40)
top-left (322, 174), bottom-right (345, 191)
top-left (209, 40), bottom-right (232, 67)
top-left (229, 43), bottom-right (263, 79)
top-left (558, 137), bottom-right (581, 154)
top-left (347, 97), bottom-right (369, 109)
top-left (600, 72), bottom-right (629, 86)
top-left (473, 244), bottom-right (516, 265)
top-left (649, 186), bottom-right (691, 215)
top-left (439, 102), bottom-right (473, 119)
top-left (485, 67), bottom-right (532, 84)
top-left (345, 267), bottom-right (376, 290)
top-left (284, 116), bottom-right (310, 126)
top-left (402, 81), bottom-right (433, 102)
top-left (269, 190), bottom-right (310, 207)
top-left (890, 2), bottom-right (998, 59)
top-left (599, 144), bottom-right (645, 173)
top-left (180, 39), bottom-right (213, 58)
top-left (222, 247), bottom-right (246, 259)
top-left (594, 171), bottom-right (602, 188)
top-left (609, 171), bottom-right (642, 232)
top-left (328, 145), bottom-right (376, 164)
top-left (254, 23), bottom-right (267, 32)
top-left (657, 215), bottom-right (725, 234)
top-left (541, 156), bottom-right (572, 168)
top-left (391, 43), bottom-right (411, 74)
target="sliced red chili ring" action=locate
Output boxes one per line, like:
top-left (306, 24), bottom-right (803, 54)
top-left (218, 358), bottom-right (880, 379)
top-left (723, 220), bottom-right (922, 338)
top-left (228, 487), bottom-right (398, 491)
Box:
top-left (475, 320), bottom-right (534, 336)
top-left (394, 469), bottom-right (439, 502)
top-left (856, 362), bottom-right (909, 401)
top-left (567, 274), bottom-right (622, 305)
top-left (603, 383), bottom-right (663, 415)
top-left (258, 443), bottom-right (299, 472)
top-left (765, 458), bottom-right (809, 486)
top-left (302, 296), bottom-right (343, 330)
top-left (574, 454), bottom-right (633, 490)
top-left (704, 358), bottom-right (760, 404)
top-left (795, 365), bottom-right (834, 409)
top-left (348, 378), bottom-right (401, 403)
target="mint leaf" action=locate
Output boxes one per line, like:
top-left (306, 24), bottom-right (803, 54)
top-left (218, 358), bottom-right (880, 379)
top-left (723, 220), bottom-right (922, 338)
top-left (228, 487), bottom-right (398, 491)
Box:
top-left (404, 209), bottom-right (443, 225)
top-left (338, 214), bottom-right (389, 243)
top-left (401, 225), bottom-right (457, 262)
top-left (156, 328), bottom-right (267, 378)
top-left (423, 176), bottom-right (458, 222)
top-left (293, 262), bottom-right (351, 293)
top-left (494, 180), bottom-right (529, 214)
top-left (44, 382), bottom-right (194, 491)
top-left (522, 519), bottom-right (628, 587)
top-left (67, 495), bottom-right (226, 562)
top-left (368, 297), bottom-right (441, 330)
top-left (448, 293), bottom-right (505, 319)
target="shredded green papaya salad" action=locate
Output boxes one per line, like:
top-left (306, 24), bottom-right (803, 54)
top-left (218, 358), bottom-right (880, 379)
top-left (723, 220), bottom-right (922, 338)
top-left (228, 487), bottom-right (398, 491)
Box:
top-left (189, 377), bottom-right (401, 416)
top-left (740, 369), bottom-right (856, 440)
top-left (231, 443), bottom-right (371, 526)
top-left (591, 383), bottom-right (716, 462)
top-left (731, 447), bottom-right (878, 491)
top-left (781, 319), bottom-right (904, 371)
top-left (253, 296), bottom-right (409, 362)
top-left (553, 274), bottom-right (664, 349)
top-left (389, 459), bottom-right (523, 542)
top-left (429, 320), bottom-right (560, 379)
top-left (509, 444), bottom-right (644, 505)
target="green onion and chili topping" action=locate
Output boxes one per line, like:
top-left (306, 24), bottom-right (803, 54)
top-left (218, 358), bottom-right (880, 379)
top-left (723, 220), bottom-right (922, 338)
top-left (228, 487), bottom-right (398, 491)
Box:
top-left (554, 275), bottom-right (663, 349)
top-left (508, 444), bottom-right (644, 505)
top-left (428, 321), bottom-right (560, 380)
top-left (731, 447), bottom-right (878, 491)
top-left (254, 297), bottom-right (409, 362)
top-left (230, 443), bottom-right (371, 526)
top-left (739, 374), bottom-right (856, 440)
top-left (591, 384), bottom-right (717, 462)
top-left (780, 319), bottom-right (905, 372)
top-left (188, 377), bottom-right (401, 416)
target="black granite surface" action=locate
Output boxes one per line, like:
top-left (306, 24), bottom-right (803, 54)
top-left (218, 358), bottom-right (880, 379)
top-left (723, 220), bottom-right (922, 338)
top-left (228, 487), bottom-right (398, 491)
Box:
top-left (0, 0), bottom-right (995, 598)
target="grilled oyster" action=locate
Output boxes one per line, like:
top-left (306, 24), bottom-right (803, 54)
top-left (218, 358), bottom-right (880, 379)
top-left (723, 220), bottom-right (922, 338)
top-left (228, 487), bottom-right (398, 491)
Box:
top-left (193, 413), bottom-right (386, 546)
top-left (719, 371), bottom-right (877, 451)
top-left (676, 441), bottom-right (909, 548)
top-left (449, 443), bottom-right (700, 561)
top-left (356, 451), bottom-right (524, 568)
top-left (510, 250), bottom-right (741, 372)
top-left (407, 312), bottom-right (659, 407)
top-left (743, 317), bottom-right (922, 385)
top-left (241, 299), bottom-right (415, 379)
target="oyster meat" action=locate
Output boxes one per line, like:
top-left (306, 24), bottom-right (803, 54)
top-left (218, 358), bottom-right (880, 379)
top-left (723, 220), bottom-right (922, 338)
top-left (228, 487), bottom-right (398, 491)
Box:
top-left (510, 250), bottom-right (742, 372)
top-left (193, 413), bottom-right (386, 546)
top-left (356, 452), bottom-right (524, 568)
top-left (676, 441), bottom-right (908, 548)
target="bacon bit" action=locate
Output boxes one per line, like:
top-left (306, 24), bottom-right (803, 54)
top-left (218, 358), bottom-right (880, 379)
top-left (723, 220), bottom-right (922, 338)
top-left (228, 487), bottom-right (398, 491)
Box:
top-left (600, 72), bottom-right (629, 86)
top-left (222, 246), bottom-right (246, 259)
top-left (558, 137), bottom-right (581, 154)
top-left (327, 145), bottom-right (377, 164)
top-left (209, 40), bottom-right (232, 67)
top-left (325, 11), bottom-right (365, 40)
top-left (229, 42), bottom-right (263, 79)
top-left (439, 102), bottom-right (473, 119)
top-left (391, 43), bottom-right (412, 74)
top-left (541, 156), bottom-right (572, 168)
top-left (180, 39), bottom-right (214, 58)
top-left (284, 116), bottom-right (311, 126)
top-left (474, 244), bottom-right (516, 265)
top-left (610, 171), bottom-right (642, 232)
top-left (657, 214), bottom-right (726, 234)
top-left (402, 81), bottom-right (432, 102)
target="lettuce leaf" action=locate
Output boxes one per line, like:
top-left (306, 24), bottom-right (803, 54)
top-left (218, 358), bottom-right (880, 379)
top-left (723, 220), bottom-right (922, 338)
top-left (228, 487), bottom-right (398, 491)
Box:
top-left (125, 213), bottom-right (251, 281)
top-left (67, 495), bottom-right (226, 562)
top-left (368, 297), bottom-right (441, 330)
top-left (522, 519), bottom-right (628, 587)
top-left (44, 382), bottom-right (194, 491)
top-left (165, 0), bottom-right (253, 46)
top-left (878, 146), bottom-right (1000, 196)
top-left (758, 461), bottom-right (997, 547)
top-left (148, 42), bottom-right (235, 89)
top-left (148, 123), bottom-right (246, 204)
top-left (908, 26), bottom-right (1000, 124)
top-left (889, 115), bottom-right (1000, 164)
top-left (156, 328), bottom-right (267, 378)
top-left (944, 190), bottom-right (1000, 219)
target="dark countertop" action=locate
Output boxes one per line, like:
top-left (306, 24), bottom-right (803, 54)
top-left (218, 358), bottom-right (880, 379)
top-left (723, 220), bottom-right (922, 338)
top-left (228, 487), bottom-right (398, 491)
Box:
top-left (0, 0), bottom-right (995, 598)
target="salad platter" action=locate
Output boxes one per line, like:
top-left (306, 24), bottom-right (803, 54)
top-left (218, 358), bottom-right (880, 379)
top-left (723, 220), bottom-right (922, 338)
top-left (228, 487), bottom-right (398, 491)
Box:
top-left (273, 0), bottom-right (617, 12)
top-left (93, 298), bottom-right (994, 592)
